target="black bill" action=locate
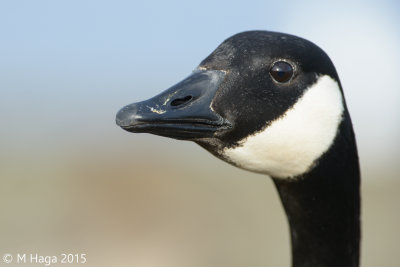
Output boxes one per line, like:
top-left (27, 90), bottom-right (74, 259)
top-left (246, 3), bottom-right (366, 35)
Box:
top-left (116, 69), bottom-right (231, 140)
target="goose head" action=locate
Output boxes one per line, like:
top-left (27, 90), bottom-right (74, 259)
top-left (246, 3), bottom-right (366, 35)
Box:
top-left (116, 31), bottom-right (347, 180)
top-left (116, 31), bottom-right (360, 267)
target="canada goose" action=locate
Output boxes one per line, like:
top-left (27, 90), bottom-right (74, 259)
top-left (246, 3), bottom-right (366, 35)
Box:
top-left (116, 31), bottom-right (360, 267)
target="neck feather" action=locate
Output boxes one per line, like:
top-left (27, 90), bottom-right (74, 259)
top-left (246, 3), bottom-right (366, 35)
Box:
top-left (273, 117), bottom-right (360, 267)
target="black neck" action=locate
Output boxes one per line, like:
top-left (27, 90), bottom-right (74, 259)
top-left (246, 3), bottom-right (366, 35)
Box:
top-left (273, 118), bottom-right (360, 267)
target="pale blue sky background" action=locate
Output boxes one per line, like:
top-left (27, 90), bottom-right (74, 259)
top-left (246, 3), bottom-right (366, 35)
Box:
top-left (1, 0), bottom-right (399, 180)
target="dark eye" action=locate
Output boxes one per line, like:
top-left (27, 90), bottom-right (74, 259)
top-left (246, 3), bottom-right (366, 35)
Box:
top-left (270, 61), bottom-right (294, 83)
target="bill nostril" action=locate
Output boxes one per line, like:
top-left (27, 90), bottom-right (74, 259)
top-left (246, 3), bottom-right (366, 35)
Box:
top-left (170, 95), bottom-right (193, 107)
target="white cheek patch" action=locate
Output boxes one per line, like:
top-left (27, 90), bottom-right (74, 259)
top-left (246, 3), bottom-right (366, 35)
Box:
top-left (222, 75), bottom-right (344, 179)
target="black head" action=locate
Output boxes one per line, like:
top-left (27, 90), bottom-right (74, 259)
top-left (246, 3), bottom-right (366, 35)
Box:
top-left (116, 31), bottom-right (348, 178)
top-left (115, 31), bottom-right (361, 267)
top-left (197, 31), bottom-right (341, 146)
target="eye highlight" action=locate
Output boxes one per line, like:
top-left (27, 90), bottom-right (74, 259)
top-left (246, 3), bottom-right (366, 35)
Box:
top-left (270, 61), bottom-right (294, 83)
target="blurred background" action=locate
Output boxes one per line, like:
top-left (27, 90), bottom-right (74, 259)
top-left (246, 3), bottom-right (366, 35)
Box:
top-left (1, 0), bottom-right (399, 266)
